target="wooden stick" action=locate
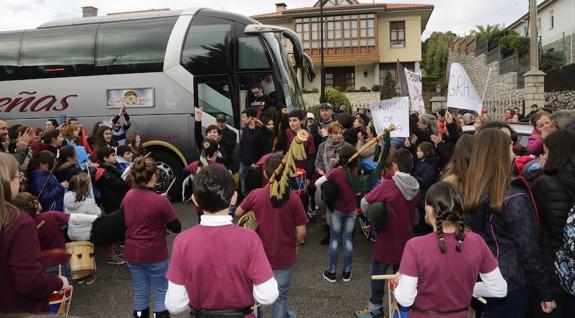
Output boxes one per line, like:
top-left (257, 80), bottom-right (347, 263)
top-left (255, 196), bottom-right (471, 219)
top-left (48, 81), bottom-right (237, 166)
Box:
top-left (164, 177), bottom-right (177, 195)
top-left (143, 152), bottom-right (151, 159)
top-left (347, 125), bottom-right (396, 164)
top-left (36, 220), bottom-right (45, 229)
top-left (371, 274), bottom-right (397, 280)
top-left (477, 297), bottom-right (487, 304)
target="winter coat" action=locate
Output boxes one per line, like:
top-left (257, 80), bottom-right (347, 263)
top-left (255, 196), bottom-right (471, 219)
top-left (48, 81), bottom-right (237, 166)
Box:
top-left (64, 192), bottom-right (102, 241)
top-left (436, 122), bottom-right (462, 168)
top-left (54, 162), bottom-right (82, 183)
top-left (29, 170), bottom-right (65, 212)
top-left (94, 162), bottom-right (130, 214)
top-left (413, 157), bottom-right (440, 209)
top-left (531, 158), bottom-right (575, 297)
top-left (315, 139), bottom-right (351, 174)
top-left (465, 179), bottom-right (553, 301)
top-left (527, 128), bottom-right (544, 156)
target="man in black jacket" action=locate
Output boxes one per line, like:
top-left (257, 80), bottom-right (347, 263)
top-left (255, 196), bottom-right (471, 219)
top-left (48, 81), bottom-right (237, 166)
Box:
top-left (215, 114), bottom-right (237, 171)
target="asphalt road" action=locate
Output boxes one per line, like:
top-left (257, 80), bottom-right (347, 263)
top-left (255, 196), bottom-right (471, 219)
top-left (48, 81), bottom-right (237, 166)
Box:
top-left (69, 202), bottom-right (378, 318)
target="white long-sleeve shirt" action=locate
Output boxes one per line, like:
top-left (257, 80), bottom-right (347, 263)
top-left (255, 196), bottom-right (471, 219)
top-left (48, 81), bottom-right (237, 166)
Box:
top-left (165, 215), bottom-right (279, 314)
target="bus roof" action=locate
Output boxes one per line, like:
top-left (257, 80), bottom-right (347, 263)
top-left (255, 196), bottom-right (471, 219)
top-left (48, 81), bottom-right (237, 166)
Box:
top-left (37, 8), bottom-right (199, 29)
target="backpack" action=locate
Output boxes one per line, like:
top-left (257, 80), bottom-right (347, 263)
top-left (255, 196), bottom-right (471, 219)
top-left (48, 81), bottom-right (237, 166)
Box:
top-left (555, 204), bottom-right (575, 296)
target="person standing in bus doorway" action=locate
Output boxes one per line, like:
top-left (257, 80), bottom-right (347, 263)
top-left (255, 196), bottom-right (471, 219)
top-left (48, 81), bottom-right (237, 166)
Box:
top-left (247, 83), bottom-right (273, 115)
top-left (239, 108), bottom-right (273, 197)
top-left (105, 105), bottom-right (131, 146)
top-left (216, 114), bottom-right (237, 171)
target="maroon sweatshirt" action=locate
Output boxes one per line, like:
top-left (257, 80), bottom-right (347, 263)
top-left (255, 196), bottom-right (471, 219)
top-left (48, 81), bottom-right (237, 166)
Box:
top-left (0, 212), bottom-right (63, 313)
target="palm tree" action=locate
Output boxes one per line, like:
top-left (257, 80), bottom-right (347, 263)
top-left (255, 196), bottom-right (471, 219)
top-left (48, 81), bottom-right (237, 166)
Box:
top-left (471, 24), bottom-right (500, 44)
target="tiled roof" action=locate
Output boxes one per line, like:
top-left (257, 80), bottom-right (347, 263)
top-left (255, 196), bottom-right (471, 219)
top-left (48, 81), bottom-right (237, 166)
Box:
top-left (251, 3), bottom-right (433, 20)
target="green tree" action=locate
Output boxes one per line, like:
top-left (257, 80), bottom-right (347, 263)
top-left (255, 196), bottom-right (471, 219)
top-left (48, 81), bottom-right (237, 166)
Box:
top-left (325, 87), bottom-right (351, 111)
top-left (380, 71), bottom-right (396, 100)
top-left (471, 24), bottom-right (500, 45)
top-left (499, 31), bottom-right (529, 57)
top-left (422, 31), bottom-right (456, 80)
top-left (541, 51), bottom-right (566, 73)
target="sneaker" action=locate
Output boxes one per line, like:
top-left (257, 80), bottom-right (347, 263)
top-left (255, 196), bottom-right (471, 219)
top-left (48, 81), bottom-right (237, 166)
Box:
top-left (343, 271), bottom-right (352, 282)
top-left (106, 255), bottom-right (126, 265)
top-left (116, 245), bottom-right (125, 257)
top-left (85, 274), bottom-right (97, 285)
top-left (322, 270), bottom-right (336, 283)
top-left (75, 278), bottom-right (85, 284)
top-left (354, 307), bottom-right (383, 318)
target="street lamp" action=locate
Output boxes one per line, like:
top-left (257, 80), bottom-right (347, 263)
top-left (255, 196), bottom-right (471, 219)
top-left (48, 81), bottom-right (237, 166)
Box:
top-left (435, 83), bottom-right (442, 95)
top-left (320, 0), bottom-right (327, 103)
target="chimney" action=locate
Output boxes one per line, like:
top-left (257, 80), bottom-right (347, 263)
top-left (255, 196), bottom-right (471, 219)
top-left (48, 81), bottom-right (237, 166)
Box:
top-left (275, 3), bottom-right (287, 13)
top-left (82, 6), bottom-right (98, 17)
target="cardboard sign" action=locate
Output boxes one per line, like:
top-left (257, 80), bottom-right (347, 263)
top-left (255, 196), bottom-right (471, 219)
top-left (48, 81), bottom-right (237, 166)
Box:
top-left (370, 97), bottom-right (410, 138)
top-left (404, 69), bottom-right (425, 114)
top-left (447, 63), bottom-right (483, 113)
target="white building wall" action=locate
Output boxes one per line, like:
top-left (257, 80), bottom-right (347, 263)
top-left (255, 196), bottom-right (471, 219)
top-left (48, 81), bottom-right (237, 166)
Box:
top-left (511, 0), bottom-right (575, 46)
top-left (354, 64), bottom-right (378, 90)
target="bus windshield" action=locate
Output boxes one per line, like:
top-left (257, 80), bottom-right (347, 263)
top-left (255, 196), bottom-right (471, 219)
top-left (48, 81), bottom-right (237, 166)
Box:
top-left (263, 33), bottom-right (305, 111)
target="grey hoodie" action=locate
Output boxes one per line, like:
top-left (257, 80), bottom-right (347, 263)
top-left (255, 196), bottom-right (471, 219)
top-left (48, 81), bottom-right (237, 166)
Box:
top-left (392, 172), bottom-right (420, 201)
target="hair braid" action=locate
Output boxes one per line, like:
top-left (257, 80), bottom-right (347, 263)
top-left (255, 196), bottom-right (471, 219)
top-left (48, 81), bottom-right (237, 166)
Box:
top-left (435, 206), bottom-right (447, 253)
top-left (455, 219), bottom-right (466, 252)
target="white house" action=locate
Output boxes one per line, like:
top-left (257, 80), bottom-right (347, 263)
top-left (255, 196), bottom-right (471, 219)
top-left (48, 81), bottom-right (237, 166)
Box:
top-left (508, 0), bottom-right (575, 64)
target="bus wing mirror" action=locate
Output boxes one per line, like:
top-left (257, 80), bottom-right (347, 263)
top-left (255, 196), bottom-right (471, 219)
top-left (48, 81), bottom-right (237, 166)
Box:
top-left (244, 24), bottom-right (304, 69)
top-left (303, 53), bottom-right (315, 82)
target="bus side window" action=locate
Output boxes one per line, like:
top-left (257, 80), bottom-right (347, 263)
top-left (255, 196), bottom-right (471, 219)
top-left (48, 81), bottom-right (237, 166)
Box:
top-left (0, 32), bottom-right (22, 81)
top-left (95, 17), bottom-right (177, 75)
top-left (20, 25), bottom-right (97, 79)
top-left (196, 76), bottom-right (234, 126)
top-left (181, 15), bottom-right (232, 76)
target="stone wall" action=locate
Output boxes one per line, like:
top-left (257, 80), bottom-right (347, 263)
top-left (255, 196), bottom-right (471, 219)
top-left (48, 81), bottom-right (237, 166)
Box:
top-left (545, 90), bottom-right (575, 110)
top-left (447, 50), bottom-right (524, 101)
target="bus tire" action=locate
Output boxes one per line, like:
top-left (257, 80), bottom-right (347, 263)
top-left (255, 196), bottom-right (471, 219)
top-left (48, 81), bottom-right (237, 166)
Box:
top-left (148, 149), bottom-right (184, 201)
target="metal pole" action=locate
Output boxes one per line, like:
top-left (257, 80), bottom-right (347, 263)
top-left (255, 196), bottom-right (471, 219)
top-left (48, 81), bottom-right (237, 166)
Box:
top-left (320, 0), bottom-right (326, 103)
top-left (529, 0), bottom-right (539, 70)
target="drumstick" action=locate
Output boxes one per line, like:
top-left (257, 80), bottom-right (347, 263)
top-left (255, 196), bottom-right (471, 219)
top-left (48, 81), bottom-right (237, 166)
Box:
top-left (144, 152), bottom-right (151, 159)
top-left (372, 274), bottom-right (488, 304)
top-left (371, 274), bottom-right (397, 280)
top-left (36, 220), bottom-right (45, 229)
top-left (163, 177), bottom-right (177, 195)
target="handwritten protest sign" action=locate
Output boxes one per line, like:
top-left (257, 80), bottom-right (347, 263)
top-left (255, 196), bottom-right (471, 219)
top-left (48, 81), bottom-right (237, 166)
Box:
top-left (447, 63), bottom-right (483, 113)
top-left (404, 69), bottom-right (425, 114)
top-left (370, 97), bottom-right (410, 138)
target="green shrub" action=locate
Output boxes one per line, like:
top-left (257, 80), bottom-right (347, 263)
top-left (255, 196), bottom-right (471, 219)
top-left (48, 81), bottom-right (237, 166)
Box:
top-left (499, 31), bottom-right (529, 58)
top-left (333, 86), bottom-right (342, 92)
top-left (311, 88), bottom-right (319, 93)
top-left (325, 87), bottom-right (351, 110)
top-left (371, 84), bottom-right (381, 92)
top-left (541, 51), bottom-right (566, 73)
top-left (359, 86), bottom-right (369, 92)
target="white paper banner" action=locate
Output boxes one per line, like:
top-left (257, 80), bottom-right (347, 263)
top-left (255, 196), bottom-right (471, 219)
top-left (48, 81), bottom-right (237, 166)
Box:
top-left (447, 63), bottom-right (483, 113)
top-left (404, 69), bottom-right (425, 114)
top-left (369, 97), bottom-right (410, 138)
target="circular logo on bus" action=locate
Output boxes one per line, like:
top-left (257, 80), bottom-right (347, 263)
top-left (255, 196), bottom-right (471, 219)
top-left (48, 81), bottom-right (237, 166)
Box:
top-left (123, 90), bottom-right (138, 105)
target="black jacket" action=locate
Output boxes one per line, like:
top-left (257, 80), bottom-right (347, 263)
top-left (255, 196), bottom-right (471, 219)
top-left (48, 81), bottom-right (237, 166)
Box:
top-left (436, 122), bottom-right (462, 169)
top-left (465, 179), bottom-right (552, 301)
top-left (531, 158), bottom-right (575, 296)
top-left (413, 157), bottom-right (440, 208)
top-left (95, 162), bottom-right (130, 214)
top-left (54, 162), bottom-right (82, 183)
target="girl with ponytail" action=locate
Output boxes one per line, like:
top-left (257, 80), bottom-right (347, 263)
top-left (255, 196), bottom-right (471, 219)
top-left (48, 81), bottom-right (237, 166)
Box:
top-left (123, 156), bottom-right (182, 318)
top-left (393, 182), bottom-right (508, 317)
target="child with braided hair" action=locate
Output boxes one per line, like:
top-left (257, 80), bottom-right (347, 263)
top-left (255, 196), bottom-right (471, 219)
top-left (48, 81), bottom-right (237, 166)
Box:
top-left (393, 182), bottom-right (508, 317)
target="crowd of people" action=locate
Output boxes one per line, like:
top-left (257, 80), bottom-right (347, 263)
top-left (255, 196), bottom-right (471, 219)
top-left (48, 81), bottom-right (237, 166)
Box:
top-left (1, 99), bottom-right (575, 318)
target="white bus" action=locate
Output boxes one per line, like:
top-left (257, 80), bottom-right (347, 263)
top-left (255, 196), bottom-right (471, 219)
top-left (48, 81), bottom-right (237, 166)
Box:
top-left (0, 8), bottom-right (314, 195)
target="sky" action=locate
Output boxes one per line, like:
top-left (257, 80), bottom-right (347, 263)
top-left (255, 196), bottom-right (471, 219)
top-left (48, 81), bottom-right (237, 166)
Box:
top-left (0, 0), bottom-right (544, 39)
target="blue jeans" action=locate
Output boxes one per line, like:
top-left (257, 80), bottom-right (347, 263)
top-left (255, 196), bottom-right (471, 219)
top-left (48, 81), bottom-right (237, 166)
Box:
top-left (327, 210), bottom-right (356, 273)
top-left (369, 258), bottom-right (399, 308)
top-left (272, 267), bottom-right (293, 318)
top-left (127, 260), bottom-right (169, 312)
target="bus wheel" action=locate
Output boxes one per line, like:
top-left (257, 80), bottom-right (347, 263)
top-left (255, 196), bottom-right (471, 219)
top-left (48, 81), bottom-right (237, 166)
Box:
top-left (149, 150), bottom-right (184, 201)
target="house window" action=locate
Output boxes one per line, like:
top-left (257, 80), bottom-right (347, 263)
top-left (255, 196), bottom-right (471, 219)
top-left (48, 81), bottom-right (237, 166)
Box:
top-left (550, 10), bottom-right (554, 29)
top-left (345, 72), bottom-right (354, 88)
top-left (295, 13), bottom-right (376, 50)
top-left (325, 73), bottom-right (334, 86)
top-left (390, 21), bottom-right (405, 47)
